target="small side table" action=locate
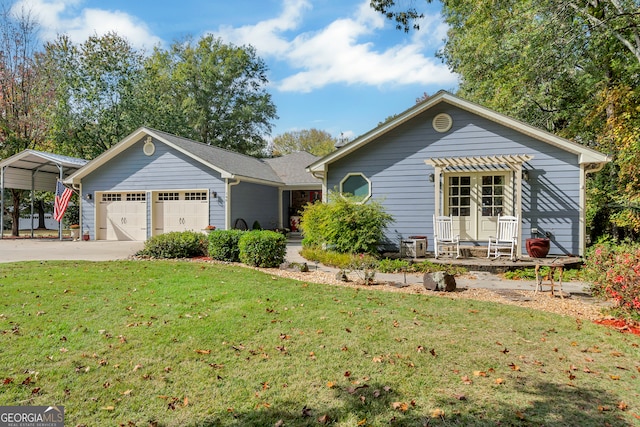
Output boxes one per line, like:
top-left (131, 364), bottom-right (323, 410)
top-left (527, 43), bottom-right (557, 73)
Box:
top-left (534, 262), bottom-right (564, 298)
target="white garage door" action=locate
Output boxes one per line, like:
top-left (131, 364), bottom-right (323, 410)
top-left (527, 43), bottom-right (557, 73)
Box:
top-left (153, 190), bottom-right (209, 235)
top-left (97, 192), bottom-right (147, 241)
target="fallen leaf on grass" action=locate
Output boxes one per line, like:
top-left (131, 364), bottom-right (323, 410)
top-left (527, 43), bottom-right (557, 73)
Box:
top-left (495, 378), bottom-right (505, 385)
top-left (392, 402), bottom-right (408, 412)
top-left (318, 414), bottom-right (331, 424)
top-left (610, 375), bottom-right (620, 380)
top-left (461, 376), bottom-right (473, 385)
top-left (618, 401), bottom-right (628, 411)
top-left (195, 349), bottom-right (211, 355)
top-left (346, 385), bottom-right (369, 394)
top-left (431, 408), bottom-right (445, 418)
top-left (357, 418), bottom-right (367, 426)
top-left (473, 371), bottom-right (487, 377)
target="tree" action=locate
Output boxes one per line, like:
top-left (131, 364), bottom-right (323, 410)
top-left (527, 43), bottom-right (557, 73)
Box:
top-left (373, 0), bottom-right (640, 240)
top-left (0, 4), bottom-right (53, 236)
top-left (369, 0), bottom-right (433, 32)
top-left (161, 35), bottom-right (278, 155)
top-left (44, 32), bottom-right (145, 159)
top-left (270, 129), bottom-right (337, 157)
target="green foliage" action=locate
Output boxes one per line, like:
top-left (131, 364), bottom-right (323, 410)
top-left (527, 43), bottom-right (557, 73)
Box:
top-left (165, 35), bottom-right (277, 155)
top-left (270, 128), bottom-right (337, 156)
top-left (238, 230), bottom-right (286, 267)
top-left (207, 229), bottom-right (245, 262)
top-left (503, 267), bottom-right (582, 282)
top-left (584, 241), bottom-right (640, 316)
top-left (137, 231), bottom-right (207, 259)
top-left (299, 248), bottom-right (468, 276)
top-left (44, 33), bottom-right (145, 159)
top-left (299, 247), bottom-right (355, 269)
top-left (252, 220), bottom-right (262, 230)
top-left (299, 192), bottom-right (393, 255)
top-left (376, 257), bottom-right (411, 273)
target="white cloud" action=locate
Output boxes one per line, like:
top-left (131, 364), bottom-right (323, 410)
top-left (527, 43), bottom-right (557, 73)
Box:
top-left (215, 0), bottom-right (457, 93)
top-left (12, 0), bottom-right (162, 51)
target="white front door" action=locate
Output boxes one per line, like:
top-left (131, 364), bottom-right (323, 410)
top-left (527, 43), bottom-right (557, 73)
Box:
top-left (445, 172), bottom-right (512, 241)
top-left (97, 192), bottom-right (147, 241)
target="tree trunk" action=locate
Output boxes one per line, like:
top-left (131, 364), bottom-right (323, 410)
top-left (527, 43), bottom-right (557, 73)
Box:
top-left (10, 189), bottom-right (21, 237)
top-left (37, 199), bottom-right (46, 229)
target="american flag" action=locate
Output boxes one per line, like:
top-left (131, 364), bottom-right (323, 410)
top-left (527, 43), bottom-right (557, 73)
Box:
top-left (54, 181), bottom-right (73, 222)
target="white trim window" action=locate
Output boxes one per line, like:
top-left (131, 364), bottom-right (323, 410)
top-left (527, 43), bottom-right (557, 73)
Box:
top-left (340, 173), bottom-right (371, 202)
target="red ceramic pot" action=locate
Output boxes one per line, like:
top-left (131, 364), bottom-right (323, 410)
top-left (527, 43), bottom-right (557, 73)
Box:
top-left (526, 238), bottom-right (550, 258)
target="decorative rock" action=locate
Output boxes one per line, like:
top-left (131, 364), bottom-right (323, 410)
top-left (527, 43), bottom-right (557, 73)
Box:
top-left (423, 271), bottom-right (457, 292)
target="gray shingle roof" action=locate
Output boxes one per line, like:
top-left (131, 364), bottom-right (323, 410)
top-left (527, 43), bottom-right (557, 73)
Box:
top-left (263, 151), bottom-right (320, 186)
top-left (150, 129), bottom-right (284, 184)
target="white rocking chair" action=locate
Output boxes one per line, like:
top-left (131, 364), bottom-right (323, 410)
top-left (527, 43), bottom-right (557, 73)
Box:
top-left (433, 215), bottom-right (460, 259)
top-left (487, 215), bottom-right (519, 261)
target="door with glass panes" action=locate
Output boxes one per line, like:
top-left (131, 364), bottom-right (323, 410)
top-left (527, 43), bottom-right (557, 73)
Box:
top-left (445, 172), bottom-right (512, 241)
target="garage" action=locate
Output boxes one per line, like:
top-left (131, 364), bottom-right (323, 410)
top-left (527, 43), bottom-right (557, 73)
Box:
top-left (97, 192), bottom-right (147, 241)
top-left (152, 190), bottom-right (209, 235)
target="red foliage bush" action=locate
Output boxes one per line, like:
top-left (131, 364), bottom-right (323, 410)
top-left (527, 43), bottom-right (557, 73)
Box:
top-left (584, 241), bottom-right (640, 315)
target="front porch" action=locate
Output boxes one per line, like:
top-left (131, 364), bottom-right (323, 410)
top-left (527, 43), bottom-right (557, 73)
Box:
top-left (397, 242), bottom-right (583, 274)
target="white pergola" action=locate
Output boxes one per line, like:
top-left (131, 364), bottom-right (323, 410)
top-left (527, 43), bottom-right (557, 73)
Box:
top-left (425, 154), bottom-right (534, 255)
top-left (0, 150), bottom-right (88, 239)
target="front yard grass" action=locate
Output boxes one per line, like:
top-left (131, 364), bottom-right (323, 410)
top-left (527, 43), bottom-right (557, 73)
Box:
top-left (1, 260), bottom-right (639, 426)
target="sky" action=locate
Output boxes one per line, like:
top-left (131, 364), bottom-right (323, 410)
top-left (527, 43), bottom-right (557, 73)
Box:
top-left (13, 0), bottom-right (459, 141)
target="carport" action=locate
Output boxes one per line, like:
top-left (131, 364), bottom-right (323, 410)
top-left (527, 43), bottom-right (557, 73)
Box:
top-left (0, 150), bottom-right (88, 239)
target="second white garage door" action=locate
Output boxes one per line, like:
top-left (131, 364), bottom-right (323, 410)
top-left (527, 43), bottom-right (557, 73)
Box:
top-left (153, 190), bottom-right (209, 235)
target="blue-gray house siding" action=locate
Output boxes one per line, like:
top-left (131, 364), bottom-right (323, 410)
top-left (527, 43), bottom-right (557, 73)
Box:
top-left (80, 136), bottom-right (227, 239)
top-left (326, 104), bottom-right (584, 256)
top-left (230, 181), bottom-right (280, 230)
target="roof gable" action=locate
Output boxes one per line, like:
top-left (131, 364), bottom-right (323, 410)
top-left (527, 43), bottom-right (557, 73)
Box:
top-left (308, 91), bottom-right (610, 173)
top-left (66, 127), bottom-right (284, 186)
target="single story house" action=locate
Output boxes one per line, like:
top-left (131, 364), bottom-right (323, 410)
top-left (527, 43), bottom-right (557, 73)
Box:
top-left (307, 91), bottom-right (610, 257)
top-left (64, 127), bottom-right (320, 240)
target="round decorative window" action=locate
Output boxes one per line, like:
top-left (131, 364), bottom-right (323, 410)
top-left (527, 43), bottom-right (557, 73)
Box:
top-left (143, 139), bottom-right (155, 156)
top-left (432, 113), bottom-right (453, 133)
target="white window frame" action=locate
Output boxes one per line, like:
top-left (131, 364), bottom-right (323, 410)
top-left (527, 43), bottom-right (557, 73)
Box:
top-left (339, 172), bottom-right (372, 203)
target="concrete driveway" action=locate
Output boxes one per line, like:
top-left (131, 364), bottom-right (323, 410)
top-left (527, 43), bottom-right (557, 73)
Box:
top-left (0, 239), bottom-right (144, 263)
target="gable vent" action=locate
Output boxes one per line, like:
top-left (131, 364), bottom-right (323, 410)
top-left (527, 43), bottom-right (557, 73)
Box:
top-left (143, 138), bottom-right (156, 156)
top-left (432, 113), bottom-right (453, 133)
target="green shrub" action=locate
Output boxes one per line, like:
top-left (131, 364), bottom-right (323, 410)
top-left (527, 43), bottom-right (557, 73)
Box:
top-left (299, 192), bottom-right (393, 254)
top-left (252, 220), bottom-right (262, 230)
top-left (377, 258), bottom-right (411, 273)
top-left (239, 230), bottom-right (287, 267)
top-left (138, 231), bottom-right (207, 259)
top-left (208, 229), bottom-right (245, 262)
top-left (584, 241), bottom-right (640, 316)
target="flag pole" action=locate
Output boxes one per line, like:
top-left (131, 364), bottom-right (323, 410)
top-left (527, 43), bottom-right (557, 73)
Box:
top-left (58, 166), bottom-right (63, 241)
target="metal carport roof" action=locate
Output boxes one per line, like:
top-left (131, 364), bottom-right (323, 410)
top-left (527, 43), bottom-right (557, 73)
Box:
top-left (0, 150), bottom-right (88, 239)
